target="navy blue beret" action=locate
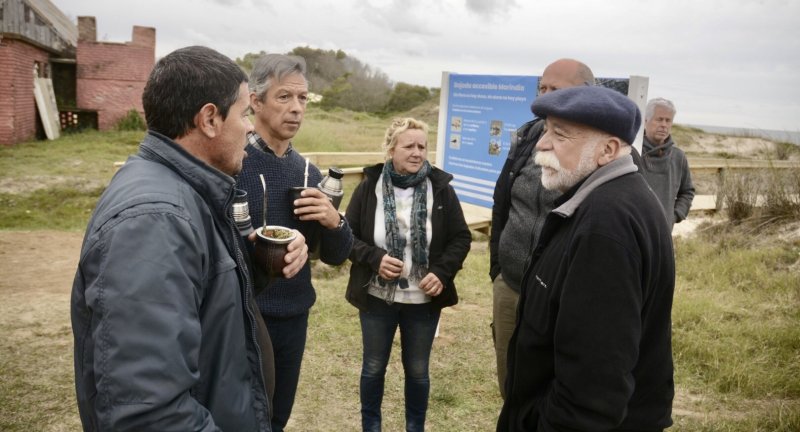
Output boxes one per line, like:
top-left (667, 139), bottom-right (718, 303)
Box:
top-left (531, 86), bottom-right (642, 145)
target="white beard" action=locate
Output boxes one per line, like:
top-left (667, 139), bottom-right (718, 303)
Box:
top-left (535, 140), bottom-right (600, 192)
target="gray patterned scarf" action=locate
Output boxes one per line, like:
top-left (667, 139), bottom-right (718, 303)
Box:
top-left (376, 160), bottom-right (431, 301)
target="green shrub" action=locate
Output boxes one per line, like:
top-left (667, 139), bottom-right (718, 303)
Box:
top-left (717, 170), bottom-right (761, 222)
top-left (384, 82), bottom-right (431, 113)
top-left (115, 109), bottom-right (146, 131)
top-left (774, 141), bottom-right (800, 161)
top-left (717, 165), bottom-right (800, 225)
top-left (761, 167), bottom-right (800, 221)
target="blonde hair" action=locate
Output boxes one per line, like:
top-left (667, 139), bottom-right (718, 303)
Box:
top-left (382, 117), bottom-right (429, 159)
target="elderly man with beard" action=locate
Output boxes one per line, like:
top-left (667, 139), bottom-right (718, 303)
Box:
top-left (498, 86), bottom-right (675, 432)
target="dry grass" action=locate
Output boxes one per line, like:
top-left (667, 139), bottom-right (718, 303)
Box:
top-left (2, 121), bottom-right (799, 430)
top-left (2, 228), bottom-right (799, 431)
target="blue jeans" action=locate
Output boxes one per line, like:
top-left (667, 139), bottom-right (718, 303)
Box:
top-left (263, 311), bottom-right (309, 432)
top-left (359, 295), bottom-right (441, 432)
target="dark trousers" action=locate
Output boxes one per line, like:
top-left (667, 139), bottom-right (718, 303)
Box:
top-left (263, 311), bottom-right (309, 432)
top-left (359, 295), bottom-right (440, 432)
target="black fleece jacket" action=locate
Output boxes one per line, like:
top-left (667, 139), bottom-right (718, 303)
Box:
top-left (344, 163), bottom-right (471, 311)
top-left (499, 160), bottom-right (675, 432)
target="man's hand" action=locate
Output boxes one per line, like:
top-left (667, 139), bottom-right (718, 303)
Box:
top-left (293, 187), bottom-right (341, 229)
top-left (283, 230), bottom-right (308, 278)
top-left (419, 272), bottom-right (443, 297)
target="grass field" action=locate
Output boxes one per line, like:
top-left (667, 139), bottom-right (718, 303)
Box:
top-left (1, 113), bottom-right (798, 430)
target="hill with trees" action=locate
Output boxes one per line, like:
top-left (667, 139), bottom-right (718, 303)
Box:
top-left (236, 46), bottom-right (432, 115)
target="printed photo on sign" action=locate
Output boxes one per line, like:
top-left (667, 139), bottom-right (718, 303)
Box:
top-left (449, 134), bottom-right (461, 149)
top-left (490, 120), bottom-right (503, 136)
top-left (451, 116), bottom-right (462, 132)
top-left (488, 139), bottom-right (501, 156)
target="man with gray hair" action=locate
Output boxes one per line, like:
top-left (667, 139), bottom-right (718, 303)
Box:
top-left (236, 53), bottom-right (354, 432)
top-left (499, 86), bottom-right (675, 431)
top-left (640, 97), bottom-right (695, 228)
top-left (490, 58), bottom-right (594, 399)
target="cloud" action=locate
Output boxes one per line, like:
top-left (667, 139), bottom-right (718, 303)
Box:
top-left (358, 0), bottom-right (439, 36)
top-left (464, 0), bottom-right (520, 18)
top-left (207, 0), bottom-right (246, 5)
top-left (49, 0), bottom-right (800, 130)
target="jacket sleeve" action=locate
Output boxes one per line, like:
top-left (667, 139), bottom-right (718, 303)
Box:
top-left (490, 156), bottom-right (513, 281)
top-left (82, 211), bottom-right (220, 432)
top-left (318, 216), bottom-right (354, 266)
top-left (539, 231), bottom-right (641, 431)
top-left (345, 178), bottom-right (386, 272)
top-left (673, 152), bottom-right (695, 223)
top-left (430, 185), bottom-right (472, 285)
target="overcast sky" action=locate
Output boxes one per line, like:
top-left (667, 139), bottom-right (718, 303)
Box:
top-left (54, 0), bottom-right (800, 132)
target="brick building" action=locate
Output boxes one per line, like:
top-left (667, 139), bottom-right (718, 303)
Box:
top-left (76, 17), bottom-right (155, 131)
top-left (0, 0), bottom-right (155, 146)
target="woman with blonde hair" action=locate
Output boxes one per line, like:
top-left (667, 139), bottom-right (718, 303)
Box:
top-left (344, 117), bottom-right (471, 431)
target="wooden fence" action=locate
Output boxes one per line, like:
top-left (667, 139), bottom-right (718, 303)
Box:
top-left (116, 153), bottom-right (799, 233)
top-left (304, 153), bottom-right (799, 233)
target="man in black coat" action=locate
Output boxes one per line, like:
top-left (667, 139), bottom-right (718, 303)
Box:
top-left (498, 86), bottom-right (675, 431)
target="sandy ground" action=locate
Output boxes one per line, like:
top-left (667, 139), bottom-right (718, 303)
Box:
top-left (0, 230), bottom-right (82, 308)
top-left (683, 133), bottom-right (798, 160)
top-left (0, 230), bottom-right (84, 430)
top-left (0, 229), bottom-right (81, 277)
top-left (0, 231), bottom-right (83, 359)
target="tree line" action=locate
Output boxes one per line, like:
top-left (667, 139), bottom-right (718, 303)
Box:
top-left (236, 47), bottom-right (434, 114)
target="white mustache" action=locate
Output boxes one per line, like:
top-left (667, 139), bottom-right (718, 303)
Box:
top-left (534, 151), bottom-right (561, 171)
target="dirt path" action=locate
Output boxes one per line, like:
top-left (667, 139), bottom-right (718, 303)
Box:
top-left (0, 230), bottom-right (84, 431)
top-left (0, 230), bottom-right (82, 299)
top-left (0, 229), bottom-right (82, 354)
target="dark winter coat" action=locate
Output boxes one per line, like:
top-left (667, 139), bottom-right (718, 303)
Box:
top-left (499, 156), bottom-right (675, 432)
top-left (71, 132), bottom-right (271, 431)
top-left (344, 163), bottom-right (471, 311)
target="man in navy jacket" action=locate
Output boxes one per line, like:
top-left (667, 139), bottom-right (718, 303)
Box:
top-left (498, 86), bottom-right (675, 431)
top-left (72, 46), bottom-right (307, 431)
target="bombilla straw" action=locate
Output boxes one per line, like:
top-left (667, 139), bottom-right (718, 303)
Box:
top-left (304, 158), bottom-right (309, 188)
top-left (259, 174), bottom-right (267, 230)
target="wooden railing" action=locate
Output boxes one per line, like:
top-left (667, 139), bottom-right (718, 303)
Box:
top-left (312, 153), bottom-right (799, 190)
top-left (684, 157), bottom-right (798, 175)
top-left (305, 153), bottom-right (800, 233)
top-left (115, 153), bottom-right (799, 233)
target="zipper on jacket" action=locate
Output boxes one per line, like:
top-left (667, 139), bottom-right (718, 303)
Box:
top-left (225, 190), bottom-right (271, 425)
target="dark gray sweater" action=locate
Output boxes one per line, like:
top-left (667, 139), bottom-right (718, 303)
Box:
top-left (640, 135), bottom-right (695, 227)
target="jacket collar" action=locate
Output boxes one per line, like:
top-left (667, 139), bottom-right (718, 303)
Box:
top-left (552, 154), bottom-right (638, 218)
top-left (247, 131), bottom-right (294, 157)
top-left (642, 134), bottom-right (674, 157)
top-left (138, 131), bottom-right (236, 213)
